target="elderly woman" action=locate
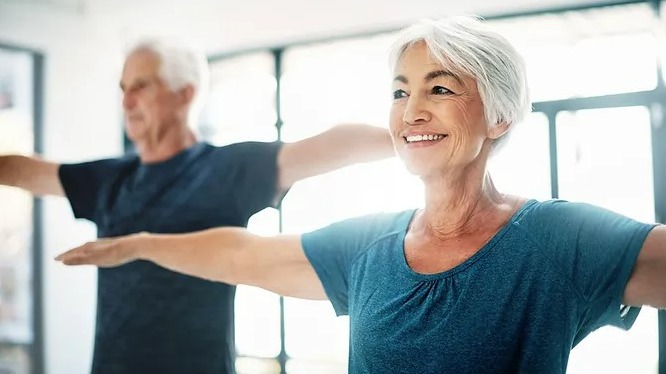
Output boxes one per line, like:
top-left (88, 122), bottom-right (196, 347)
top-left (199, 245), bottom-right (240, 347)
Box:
top-left (57, 16), bottom-right (664, 373)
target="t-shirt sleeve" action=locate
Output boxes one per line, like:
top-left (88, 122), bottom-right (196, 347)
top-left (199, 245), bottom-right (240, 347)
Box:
top-left (532, 200), bottom-right (657, 333)
top-left (301, 212), bottom-right (407, 316)
top-left (58, 158), bottom-right (127, 222)
top-left (227, 142), bottom-right (283, 217)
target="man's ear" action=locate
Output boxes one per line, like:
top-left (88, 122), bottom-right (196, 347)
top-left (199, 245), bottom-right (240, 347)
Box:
top-left (179, 84), bottom-right (195, 105)
top-left (488, 121), bottom-right (510, 140)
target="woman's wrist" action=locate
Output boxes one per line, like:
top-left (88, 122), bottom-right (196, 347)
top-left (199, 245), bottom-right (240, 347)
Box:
top-left (128, 232), bottom-right (155, 261)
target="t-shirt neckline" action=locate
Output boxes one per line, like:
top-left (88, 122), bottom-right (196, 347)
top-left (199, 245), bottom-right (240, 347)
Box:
top-left (398, 199), bottom-right (538, 280)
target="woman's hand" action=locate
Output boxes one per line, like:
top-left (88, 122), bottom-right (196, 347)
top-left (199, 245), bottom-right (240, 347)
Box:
top-left (55, 233), bottom-right (147, 267)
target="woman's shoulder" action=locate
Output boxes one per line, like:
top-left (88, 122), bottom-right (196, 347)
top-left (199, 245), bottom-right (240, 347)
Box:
top-left (517, 198), bottom-right (620, 220)
top-left (511, 198), bottom-right (648, 242)
top-left (320, 209), bottom-right (415, 237)
top-left (302, 209), bottom-right (415, 252)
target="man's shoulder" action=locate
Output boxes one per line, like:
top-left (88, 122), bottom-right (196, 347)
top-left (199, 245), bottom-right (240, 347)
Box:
top-left (62, 152), bottom-right (137, 173)
top-left (201, 141), bottom-right (282, 164)
top-left (212, 140), bottom-right (280, 152)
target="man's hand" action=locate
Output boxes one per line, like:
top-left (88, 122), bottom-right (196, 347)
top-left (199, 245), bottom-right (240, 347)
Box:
top-left (55, 233), bottom-right (145, 267)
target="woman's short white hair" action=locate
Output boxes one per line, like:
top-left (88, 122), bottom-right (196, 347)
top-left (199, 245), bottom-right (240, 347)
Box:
top-left (389, 16), bottom-right (531, 146)
top-left (128, 38), bottom-right (209, 126)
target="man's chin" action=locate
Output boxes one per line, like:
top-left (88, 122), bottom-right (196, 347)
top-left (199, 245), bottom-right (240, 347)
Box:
top-left (124, 124), bottom-right (145, 140)
top-left (124, 131), bottom-right (144, 144)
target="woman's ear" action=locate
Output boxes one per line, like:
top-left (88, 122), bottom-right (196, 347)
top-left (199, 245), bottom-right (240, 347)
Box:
top-left (488, 121), bottom-right (510, 140)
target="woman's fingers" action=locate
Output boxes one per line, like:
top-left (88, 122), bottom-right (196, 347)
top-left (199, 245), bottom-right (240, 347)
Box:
top-left (55, 239), bottom-right (131, 267)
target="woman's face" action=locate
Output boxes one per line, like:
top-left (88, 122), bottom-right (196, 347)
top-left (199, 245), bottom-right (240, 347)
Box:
top-left (389, 42), bottom-right (505, 177)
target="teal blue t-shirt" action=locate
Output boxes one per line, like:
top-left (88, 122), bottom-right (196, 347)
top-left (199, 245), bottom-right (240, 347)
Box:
top-left (302, 199), bottom-right (657, 374)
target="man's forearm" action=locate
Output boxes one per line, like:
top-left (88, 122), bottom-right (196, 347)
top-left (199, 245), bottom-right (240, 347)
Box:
top-left (0, 155), bottom-right (21, 187)
top-left (277, 124), bottom-right (395, 189)
top-left (323, 124), bottom-right (395, 164)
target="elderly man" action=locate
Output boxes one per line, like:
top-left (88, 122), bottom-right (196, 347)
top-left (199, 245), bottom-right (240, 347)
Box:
top-left (0, 39), bottom-right (394, 373)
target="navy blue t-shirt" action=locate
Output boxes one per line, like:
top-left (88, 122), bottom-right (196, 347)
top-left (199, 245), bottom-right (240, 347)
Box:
top-left (302, 199), bottom-right (657, 374)
top-left (59, 141), bottom-right (282, 374)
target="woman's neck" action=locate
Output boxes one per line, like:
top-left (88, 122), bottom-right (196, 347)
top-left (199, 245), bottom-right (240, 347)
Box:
top-left (418, 169), bottom-right (507, 238)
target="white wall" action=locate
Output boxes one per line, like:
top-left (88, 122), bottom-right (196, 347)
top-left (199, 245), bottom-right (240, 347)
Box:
top-left (0, 0), bottom-right (635, 372)
top-left (87, 0), bottom-right (633, 53)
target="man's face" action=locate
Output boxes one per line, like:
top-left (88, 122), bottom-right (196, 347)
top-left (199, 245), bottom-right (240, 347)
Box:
top-left (120, 50), bottom-right (184, 142)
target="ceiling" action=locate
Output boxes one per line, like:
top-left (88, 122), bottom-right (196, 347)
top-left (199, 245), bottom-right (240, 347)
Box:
top-left (0, 0), bottom-right (656, 56)
top-left (0, 0), bottom-right (647, 17)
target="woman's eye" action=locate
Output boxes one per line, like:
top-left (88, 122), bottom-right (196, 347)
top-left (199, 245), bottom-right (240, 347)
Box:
top-left (432, 86), bottom-right (452, 95)
top-left (392, 89), bottom-right (407, 99)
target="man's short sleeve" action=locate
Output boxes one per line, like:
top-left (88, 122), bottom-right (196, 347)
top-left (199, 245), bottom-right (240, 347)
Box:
top-left (59, 158), bottom-right (129, 222)
top-left (226, 142), bottom-right (283, 217)
top-left (529, 200), bottom-right (657, 335)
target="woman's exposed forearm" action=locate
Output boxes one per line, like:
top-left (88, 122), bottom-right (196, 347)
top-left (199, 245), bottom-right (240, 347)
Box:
top-left (136, 227), bottom-right (256, 283)
top-left (56, 227), bottom-right (259, 285)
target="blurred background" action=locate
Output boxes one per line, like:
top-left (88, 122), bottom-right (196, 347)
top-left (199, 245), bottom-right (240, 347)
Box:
top-left (1, 0), bottom-right (666, 373)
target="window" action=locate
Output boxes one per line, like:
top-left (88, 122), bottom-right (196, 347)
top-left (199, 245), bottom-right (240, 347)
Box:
top-left (200, 52), bottom-right (282, 373)
top-left (556, 107), bottom-right (655, 221)
top-left (489, 112), bottom-right (551, 200)
top-left (0, 47), bottom-right (38, 374)
top-left (490, 4), bottom-right (658, 102)
top-left (556, 106), bottom-right (658, 374)
top-left (200, 52), bottom-right (277, 145)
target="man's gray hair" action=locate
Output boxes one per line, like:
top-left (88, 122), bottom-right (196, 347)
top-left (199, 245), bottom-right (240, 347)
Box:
top-left (389, 16), bottom-right (531, 147)
top-left (128, 38), bottom-right (209, 125)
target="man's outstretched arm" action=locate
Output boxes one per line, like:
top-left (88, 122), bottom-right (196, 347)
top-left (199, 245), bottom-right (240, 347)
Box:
top-left (0, 155), bottom-right (64, 196)
top-left (277, 124), bottom-right (394, 190)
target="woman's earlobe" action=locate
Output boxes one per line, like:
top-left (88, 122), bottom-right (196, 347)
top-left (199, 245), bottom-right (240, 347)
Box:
top-left (489, 121), bottom-right (511, 140)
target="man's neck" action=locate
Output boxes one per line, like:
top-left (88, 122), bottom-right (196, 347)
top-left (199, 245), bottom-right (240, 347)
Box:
top-left (135, 129), bottom-right (198, 164)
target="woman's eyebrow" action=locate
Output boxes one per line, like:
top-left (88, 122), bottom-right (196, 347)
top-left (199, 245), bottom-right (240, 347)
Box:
top-left (425, 70), bottom-right (463, 85)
